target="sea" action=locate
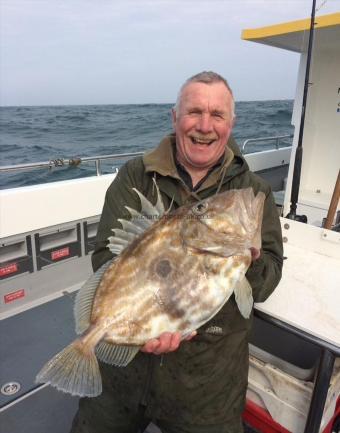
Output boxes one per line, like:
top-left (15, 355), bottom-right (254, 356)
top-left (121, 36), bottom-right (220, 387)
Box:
top-left (0, 100), bottom-right (294, 189)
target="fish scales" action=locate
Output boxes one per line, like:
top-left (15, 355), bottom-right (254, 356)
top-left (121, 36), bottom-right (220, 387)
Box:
top-left (36, 186), bottom-right (265, 397)
top-left (92, 218), bottom-right (212, 343)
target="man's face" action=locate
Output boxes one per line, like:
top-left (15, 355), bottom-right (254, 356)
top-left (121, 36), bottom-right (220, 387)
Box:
top-left (172, 81), bottom-right (234, 172)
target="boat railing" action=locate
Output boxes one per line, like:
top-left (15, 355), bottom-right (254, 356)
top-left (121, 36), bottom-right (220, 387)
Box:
top-left (0, 151), bottom-right (145, 176)
top-left (0, 134), bottom-right (293, 177)
top-left (242, 134), bottom-right (293, 152)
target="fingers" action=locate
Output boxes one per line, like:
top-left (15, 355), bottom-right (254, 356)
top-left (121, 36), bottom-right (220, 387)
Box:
top-left (184, 330), bottom-right (197, 341)
top-left (140, 338), bottom-right (161, 354)
top-left (140, 332), bottom-right (185, 355)
top-left (159, 332), bottom-right (181, 354)
top-left (250, 247), bottom-right (261, 261)
top-left (153, 332), bottom-right (181, 355)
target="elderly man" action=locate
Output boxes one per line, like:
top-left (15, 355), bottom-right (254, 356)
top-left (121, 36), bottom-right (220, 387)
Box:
top-left (70, 71), bottom-right (283, 433)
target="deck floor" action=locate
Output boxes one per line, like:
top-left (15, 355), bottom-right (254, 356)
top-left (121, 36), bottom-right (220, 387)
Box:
top-left (144, 422), bottom-right (260, 432)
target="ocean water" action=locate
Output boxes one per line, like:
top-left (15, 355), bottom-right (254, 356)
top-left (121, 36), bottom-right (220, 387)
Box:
top-left (0, 100), bottom-right (294, 189)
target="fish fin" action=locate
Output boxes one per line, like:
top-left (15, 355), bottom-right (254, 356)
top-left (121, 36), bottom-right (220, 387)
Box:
top-left (111, 228), bottom-right (136, 243)
top-left (132, 187), bottom-right (163, 218)
top-left (107, 244), bottom-right (126, 255)
top-left (152, 178), bottom-right (165, 216)
top-left (234, 277), bottom-right (253, 319)
top-left (187, 243), bottom-right (244, 258)
top-left (117, 218), bottom-right (144, 236)
top-left (125, 206), bottom-right (153, 229)
top-left (165, 195), bottom-right (175, 214)
top-left (107, 235), bottom-right (129, 246)
top-left (36, 340), bottom-right (102, 397)
top-left (107, 209), bottom-right (150, 254)
top-left (107, 234), bottom-right (129, 255)
top-left (74, 260), bottom-right (113, 334)
top-left (252, 191), bottom-right (266, 250)
top-left (107, 184), bottom-right (165, 252)
top-left (96, 342), bottom-right (140, 367)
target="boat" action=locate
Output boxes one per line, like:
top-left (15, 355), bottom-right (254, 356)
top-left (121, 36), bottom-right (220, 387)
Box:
top-left (241, 10), bottom-right (340, 433)
top-left (0, 10), bottom-right (339, 433)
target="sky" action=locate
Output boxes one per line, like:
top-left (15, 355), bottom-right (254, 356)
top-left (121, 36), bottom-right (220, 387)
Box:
top-left (0, 0), bottom-right (339, 106)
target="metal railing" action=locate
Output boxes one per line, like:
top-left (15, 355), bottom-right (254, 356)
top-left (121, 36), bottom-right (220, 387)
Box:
top-left (242, 134), bottom-right (293, 152)
top-left (0, 134), bottom-right (294, 177)
top-left (0, 151), bottom-right (144, 176)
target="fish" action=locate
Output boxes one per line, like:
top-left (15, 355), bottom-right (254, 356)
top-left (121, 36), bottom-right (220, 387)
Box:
top-left (36, 185), bottom-right (265, 398)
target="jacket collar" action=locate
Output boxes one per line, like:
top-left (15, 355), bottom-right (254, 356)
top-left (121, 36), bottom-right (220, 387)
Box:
top-left (143, 134), bottom-right (179, 178)
top-left (143, 134), bottom-right (235, 192)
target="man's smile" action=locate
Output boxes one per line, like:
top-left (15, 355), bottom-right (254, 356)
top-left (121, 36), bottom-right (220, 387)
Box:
top-left (190, 136), bottom-right (216, 145)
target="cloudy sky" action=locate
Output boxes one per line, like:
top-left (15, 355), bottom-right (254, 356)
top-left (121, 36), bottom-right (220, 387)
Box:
top-left (1, 0), bottom-right (339, 106)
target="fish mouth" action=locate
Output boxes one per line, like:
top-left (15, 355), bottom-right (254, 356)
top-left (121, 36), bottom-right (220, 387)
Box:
top-left (190, 136), bottom-right (216, 146)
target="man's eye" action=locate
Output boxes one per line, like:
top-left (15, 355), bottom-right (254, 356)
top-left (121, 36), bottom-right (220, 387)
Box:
top-left (212, 113), bottom-right (224, 119)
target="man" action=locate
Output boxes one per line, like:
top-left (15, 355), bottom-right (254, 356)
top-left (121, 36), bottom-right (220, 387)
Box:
top-left (71, 71), bottom-right (283, 433)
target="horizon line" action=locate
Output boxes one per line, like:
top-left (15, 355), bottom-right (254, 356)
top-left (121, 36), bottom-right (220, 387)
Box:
top-left (0, 98), bottom-right (294, 109)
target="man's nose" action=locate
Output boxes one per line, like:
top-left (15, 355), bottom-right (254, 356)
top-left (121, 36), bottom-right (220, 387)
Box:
top-left (197, 113), bottom-right (213, 133)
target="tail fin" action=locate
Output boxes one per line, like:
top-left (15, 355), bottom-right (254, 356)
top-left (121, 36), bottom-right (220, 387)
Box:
top-left (36, 340), bottom-right (102, 397)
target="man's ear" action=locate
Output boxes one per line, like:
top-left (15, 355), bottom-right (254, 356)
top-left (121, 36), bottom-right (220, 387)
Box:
top-left (171, 108), bottom-right (177, 130)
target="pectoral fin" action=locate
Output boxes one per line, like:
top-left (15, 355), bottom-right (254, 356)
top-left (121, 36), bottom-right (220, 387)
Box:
top-left (186, 238), bottom-right (246, 258)
top-left (234, 277), bottom-right (253, 319)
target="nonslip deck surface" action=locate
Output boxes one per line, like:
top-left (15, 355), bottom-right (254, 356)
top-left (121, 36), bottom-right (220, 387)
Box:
top-left (144, 422), bottom-right (260, 433)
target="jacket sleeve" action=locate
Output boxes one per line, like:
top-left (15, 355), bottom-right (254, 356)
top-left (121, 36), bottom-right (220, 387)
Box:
top-left (246, 188), bottom-right (283, 303)
top-left (91, 160), bottom-right (144, 272)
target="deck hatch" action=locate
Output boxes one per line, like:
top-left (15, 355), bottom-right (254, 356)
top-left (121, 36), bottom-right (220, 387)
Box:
top-left (34, 223), bottom-right (81, 270)
top-left (83, 219), bottom-right (99, 255)
top-left (0, 236), bottom-right (34, 281)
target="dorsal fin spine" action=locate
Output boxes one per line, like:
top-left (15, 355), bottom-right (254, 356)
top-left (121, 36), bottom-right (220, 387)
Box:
top-left (106, 184), bottom-right (165, 254)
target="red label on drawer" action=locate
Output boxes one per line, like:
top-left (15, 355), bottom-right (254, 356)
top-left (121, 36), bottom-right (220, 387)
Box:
top-left (51, 247), bottom-right (70, 261)
top-left (4, 289), bottom-right (25, 303)
top-left (0, 262), bottom-right (18, 277)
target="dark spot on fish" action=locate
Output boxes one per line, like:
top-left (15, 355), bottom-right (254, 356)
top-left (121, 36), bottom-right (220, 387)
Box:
top-left (156, 259), bottom-right (172, 278)
top-left (161, 285), bottom-right (186, 319)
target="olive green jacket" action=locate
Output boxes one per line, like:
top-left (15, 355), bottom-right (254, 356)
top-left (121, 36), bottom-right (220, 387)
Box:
top-left (91, 134), bottom-right (283, 424)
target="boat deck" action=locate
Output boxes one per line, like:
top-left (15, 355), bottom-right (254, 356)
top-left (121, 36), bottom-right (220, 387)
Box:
top-left (145, 422), bottom-right (259, 432)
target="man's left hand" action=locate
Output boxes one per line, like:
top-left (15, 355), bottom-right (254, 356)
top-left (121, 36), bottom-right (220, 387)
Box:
top-left (141, 331), bottom-right (196, 355)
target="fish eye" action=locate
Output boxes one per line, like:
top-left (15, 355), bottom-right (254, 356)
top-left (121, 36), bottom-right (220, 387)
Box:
top-left (192, 202), bottom-right (208, 216)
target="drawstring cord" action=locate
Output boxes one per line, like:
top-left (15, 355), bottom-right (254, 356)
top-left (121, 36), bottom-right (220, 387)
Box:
top-left (215, 165), bottom-right (228, 196)
top-left (152, 172), bottom-right (157, 196)
top-left (185, 164), bottom-right (228, 202)
top-left (152, 155), bottom-right (229, 206)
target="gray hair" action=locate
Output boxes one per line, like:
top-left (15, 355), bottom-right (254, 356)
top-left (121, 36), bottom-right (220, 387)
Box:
top-left (175, 71), bottom-right (235, 120)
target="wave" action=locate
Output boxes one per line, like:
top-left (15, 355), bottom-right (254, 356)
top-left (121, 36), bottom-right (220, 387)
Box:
top-left (0, 144), bottom-right (23, 152)
top-left (55, 114), bottom-right (89, 121)
top-left (266, 109), bottom-right (292, 119)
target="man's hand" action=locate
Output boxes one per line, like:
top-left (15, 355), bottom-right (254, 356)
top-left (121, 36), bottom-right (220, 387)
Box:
top-left (250, 247), bottom-right (261, 261)
top-left (141, 331), bottom-right (197, 355)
